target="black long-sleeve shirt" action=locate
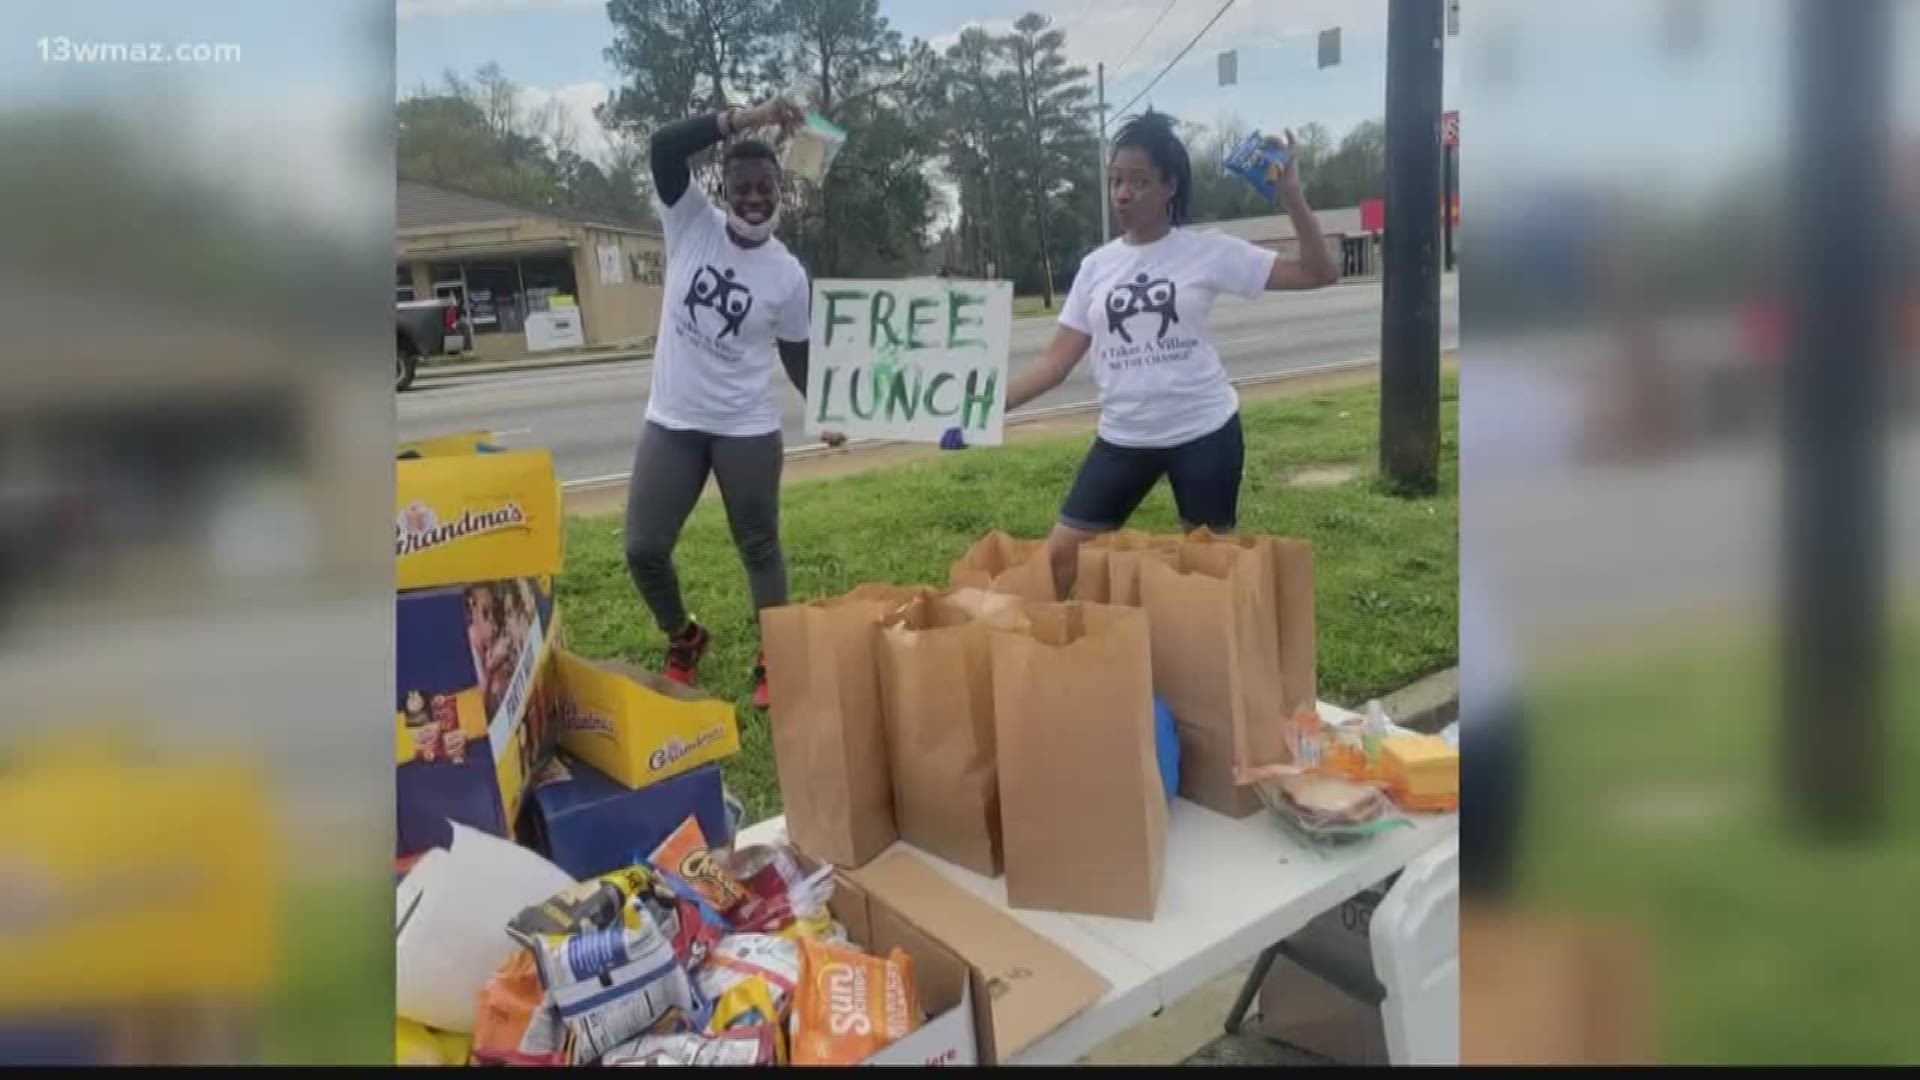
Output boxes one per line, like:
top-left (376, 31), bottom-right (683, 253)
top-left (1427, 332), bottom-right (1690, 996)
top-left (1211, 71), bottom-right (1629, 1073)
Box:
top-left (648, 112), bottom-right (813, 391)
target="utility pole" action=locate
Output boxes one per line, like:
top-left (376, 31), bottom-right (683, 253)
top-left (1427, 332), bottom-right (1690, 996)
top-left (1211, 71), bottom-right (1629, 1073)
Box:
top-left (1097, 62), bottom-right (1110, 243)
top-left (1783, 0), bottom-right (1889, 838)
top-left (1378, 0), bottom-right (1445, 496)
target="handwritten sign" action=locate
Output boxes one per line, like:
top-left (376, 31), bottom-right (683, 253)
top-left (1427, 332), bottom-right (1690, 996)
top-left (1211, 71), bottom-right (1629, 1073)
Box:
top-left (805, 278), bottom-right (1012, 446)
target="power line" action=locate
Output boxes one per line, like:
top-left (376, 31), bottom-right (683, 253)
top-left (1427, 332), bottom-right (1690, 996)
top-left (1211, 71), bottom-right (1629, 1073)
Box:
top-left (1110, 0), bottom-right (1240, 123)
top-left (1110, 0), bottom-right (1182, 83)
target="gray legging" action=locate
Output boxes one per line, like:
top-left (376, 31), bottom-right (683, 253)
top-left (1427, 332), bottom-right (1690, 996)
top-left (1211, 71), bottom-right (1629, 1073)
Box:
top-left (623, 421), bottom-right (786, 635)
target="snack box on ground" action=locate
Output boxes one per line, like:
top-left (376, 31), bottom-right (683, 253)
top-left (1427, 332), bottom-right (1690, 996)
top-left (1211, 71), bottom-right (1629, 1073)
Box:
top-left (396, 575), bottom-right (560, 859)
top-left (520, 753), bottom-right (734, 881)
top-left (397, 438), bottom-right (562, 593)
top-left (552, 651), bottom-right (741, 790)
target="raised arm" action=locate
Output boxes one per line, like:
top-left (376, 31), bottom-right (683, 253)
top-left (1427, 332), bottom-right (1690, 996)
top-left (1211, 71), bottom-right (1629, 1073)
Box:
top-left (1262, 132), bottom-right (1341, 291)
top-left (649, 113), bottom-right (725, 208)
top-left (650, 98), bottom-right (805, 207)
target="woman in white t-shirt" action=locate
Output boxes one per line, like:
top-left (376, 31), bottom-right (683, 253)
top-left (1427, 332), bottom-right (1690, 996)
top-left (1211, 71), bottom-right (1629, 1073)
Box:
top-left (997, 111), bottom-right (1340, 597)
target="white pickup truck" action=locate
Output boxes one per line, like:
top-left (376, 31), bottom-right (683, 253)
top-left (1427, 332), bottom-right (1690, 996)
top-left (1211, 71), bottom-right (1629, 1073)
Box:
top-left (395, 298), bottom-right (466, 391)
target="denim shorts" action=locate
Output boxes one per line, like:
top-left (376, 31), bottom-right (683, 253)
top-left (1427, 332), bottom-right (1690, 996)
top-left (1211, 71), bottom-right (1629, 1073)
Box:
top-left (1058, 413), bottom-right (1245, 533)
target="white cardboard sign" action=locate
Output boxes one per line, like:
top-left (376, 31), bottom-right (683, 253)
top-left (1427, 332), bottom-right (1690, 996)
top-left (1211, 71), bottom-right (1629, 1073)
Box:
top-left (805, 277), bottom-right (1012, 446)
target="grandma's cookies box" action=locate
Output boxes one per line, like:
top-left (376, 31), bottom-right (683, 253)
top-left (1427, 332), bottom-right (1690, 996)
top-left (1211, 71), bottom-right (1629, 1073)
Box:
top-left (396, 442), bottom-right (562, 593)
top-left (395, 575), bottom-right (560, 859)
top-left (520, 753), bottom-right (731, 881)
top-left (553, 651), bottom-right (741, 789)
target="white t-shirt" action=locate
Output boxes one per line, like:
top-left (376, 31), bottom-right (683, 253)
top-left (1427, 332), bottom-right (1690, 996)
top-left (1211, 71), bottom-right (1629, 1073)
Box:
top-left (646, 186), bottom-right (811, 437)
top-left (1059, 228), bottom-right (1277, 448)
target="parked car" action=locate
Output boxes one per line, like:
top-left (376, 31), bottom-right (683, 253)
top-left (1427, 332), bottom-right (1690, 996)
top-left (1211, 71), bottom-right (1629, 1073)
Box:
top-left (396, 298), bottom-right (463, 392)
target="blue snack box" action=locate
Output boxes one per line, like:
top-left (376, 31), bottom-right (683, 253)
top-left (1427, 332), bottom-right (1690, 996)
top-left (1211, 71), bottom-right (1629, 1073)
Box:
top-left (1223, 130), bottom-right (1293, 202)
top-left (523, 754), bottom-right (733, 881)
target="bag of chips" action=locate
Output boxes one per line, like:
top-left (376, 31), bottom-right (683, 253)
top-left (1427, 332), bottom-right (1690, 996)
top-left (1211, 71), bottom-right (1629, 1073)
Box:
top-left (469, 949), bottom-right (568, 1067)
top-left (790, 937), bottom-right (921, 1065)
top-left (708, 975), bottom-right (790, 1064)
top-left (509, 875), bottom-right (709, 1063)
top-left (601, 1027), bottom-right (778, 1066)
top-left (696, 933), bottom-right (801, 1008)
top-left (650, 816), bottom-right (750, 914)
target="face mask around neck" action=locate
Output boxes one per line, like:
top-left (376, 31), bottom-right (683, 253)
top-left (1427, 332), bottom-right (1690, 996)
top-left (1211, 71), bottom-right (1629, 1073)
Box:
top-left (727, 206), bottom-right (779, 244)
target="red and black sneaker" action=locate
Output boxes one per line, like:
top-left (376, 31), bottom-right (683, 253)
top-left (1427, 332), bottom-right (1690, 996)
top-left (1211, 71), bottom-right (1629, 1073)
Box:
top-left (663, 621), bottom-right (711, 687)
top-left (751, 652), bottom-right (771, 710)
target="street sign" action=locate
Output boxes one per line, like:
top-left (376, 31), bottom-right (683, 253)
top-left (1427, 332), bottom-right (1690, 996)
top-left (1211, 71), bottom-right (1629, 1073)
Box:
top-left (1442, 110), bottom-right (1460, 148)
top-left (1317, 28), bottom-right (1341, 69)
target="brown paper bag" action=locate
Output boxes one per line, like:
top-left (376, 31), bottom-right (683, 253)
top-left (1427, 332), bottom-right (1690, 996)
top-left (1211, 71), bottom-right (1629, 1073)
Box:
top-left (1076, 530), bottom-right (1180, 605)
top-left (876, 590), bottom-right (1004, 877)
top-left (1185, 529), bottom-right (1318, 717)
top-left (990, 602), bottom-right (1166, 920)
top-left (761, 584), bottom-right (921, 868)
top-left (1139, 542), bottom-right (1290, 818)
top-left (949, 531), bottom-right (1056, 602)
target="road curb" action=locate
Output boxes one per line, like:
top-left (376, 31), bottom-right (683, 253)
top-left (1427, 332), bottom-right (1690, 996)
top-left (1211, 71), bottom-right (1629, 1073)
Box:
top-left (1377, 666), bottom-right (1459, 734)
top-left (419, 349), bottom-right (652, 381)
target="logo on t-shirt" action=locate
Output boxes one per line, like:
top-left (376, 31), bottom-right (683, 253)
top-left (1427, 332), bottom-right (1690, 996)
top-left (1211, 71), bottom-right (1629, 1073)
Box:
top-left (683, 265), bottom-right (754, 339)
top-left (1104, 273), bottom-right (1180, 344)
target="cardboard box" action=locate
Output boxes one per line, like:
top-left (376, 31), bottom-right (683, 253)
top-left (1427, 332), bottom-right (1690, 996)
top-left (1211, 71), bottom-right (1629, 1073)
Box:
top-left (1256, 885), bottom-right (1391, 1065)
top-left (519, 754), bottom-right (732, 880)
top-left (553, 652), bottom-right (740, 790)
top-left (1461, 910), bottom-right (1653, 1065)
top-left (849, 851), bottom-right (1109, 1063)
top-left (396, 444), bottom-right (562, 592)
top-left (395, 575), bottom-right (560, 858)
top-left (825, 868), bottom-right (979, 1066)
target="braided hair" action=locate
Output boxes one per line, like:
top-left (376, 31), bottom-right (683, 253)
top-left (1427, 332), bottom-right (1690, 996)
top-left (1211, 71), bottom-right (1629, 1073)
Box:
top-left (1110, 110), bottom-right (1192, 226)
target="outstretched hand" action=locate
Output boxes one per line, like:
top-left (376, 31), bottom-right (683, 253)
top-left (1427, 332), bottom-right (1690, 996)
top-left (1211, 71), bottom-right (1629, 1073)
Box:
top-left (1263, 128), bottom-right (1304, 197)
top-left (739, 96), bottom-right (805, 135)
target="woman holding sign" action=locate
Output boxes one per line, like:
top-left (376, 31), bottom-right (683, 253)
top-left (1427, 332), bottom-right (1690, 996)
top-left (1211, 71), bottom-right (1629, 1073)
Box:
top-left (627, 96), bottom-right (842, 708)
top-left (995, 111), bottom-right (1339, 598)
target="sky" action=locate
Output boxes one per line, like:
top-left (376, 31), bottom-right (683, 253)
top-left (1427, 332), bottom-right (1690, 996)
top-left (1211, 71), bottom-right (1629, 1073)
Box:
top-left (394, 0), bottom-right (1459, 164)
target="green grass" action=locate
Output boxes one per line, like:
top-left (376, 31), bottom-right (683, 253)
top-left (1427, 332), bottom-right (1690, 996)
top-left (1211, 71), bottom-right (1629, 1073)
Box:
top-left (1518, 628), bottom-right (1920, 1063)
top-left (1011, 295), bottom-right (1060, 319)
top-left (558, 376), bottom-right (1458, 822)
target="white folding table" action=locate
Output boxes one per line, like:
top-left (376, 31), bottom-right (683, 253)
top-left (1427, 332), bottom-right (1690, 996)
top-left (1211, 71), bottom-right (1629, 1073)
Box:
top-left (738, 704), bottom-right (1459, 1065)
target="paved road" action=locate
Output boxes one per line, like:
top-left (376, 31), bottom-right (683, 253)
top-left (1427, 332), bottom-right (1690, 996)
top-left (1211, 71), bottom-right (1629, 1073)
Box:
top-left (399, 275), bottom-right (1459, 485)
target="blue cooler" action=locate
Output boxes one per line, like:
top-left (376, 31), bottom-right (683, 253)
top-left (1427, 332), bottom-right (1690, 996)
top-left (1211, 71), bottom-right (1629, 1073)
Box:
top-left (1154, 697), bottom-right (1181, 804)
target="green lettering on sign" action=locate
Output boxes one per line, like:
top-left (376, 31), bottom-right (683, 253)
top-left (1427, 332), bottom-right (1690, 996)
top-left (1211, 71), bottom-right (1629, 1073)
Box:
top-left (870, 290), bottom-right (901, 349)
top-left (822, 289), bottom-right (867, 347)
top-left (961, 368), bottom-right (998, 431)
top-left (883, 365), bottom-right (920, 421)
top-left (906, 297), bottom-right (939, 350)
top-left (815, 367), bottom-right (847, 424)
top-left (848, 367), bottom-right (879, 420)
top-left (947, 290), bottom-right (986, 349)
top-left (924, 372), bottom-right (958, 418)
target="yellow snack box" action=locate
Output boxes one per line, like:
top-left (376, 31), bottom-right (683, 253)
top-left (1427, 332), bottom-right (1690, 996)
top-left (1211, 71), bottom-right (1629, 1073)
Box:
top-left (555, 651), bottom-right (741, 790)
top-left (1382, 732), bottom-right (1459, 811)
top-left (396, 445), bottom-right (562, 592)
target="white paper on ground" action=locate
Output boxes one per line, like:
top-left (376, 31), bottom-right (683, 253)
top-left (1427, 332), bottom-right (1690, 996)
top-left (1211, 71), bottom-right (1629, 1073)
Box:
top-left (396, 822), bottom-right (576, 1032)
